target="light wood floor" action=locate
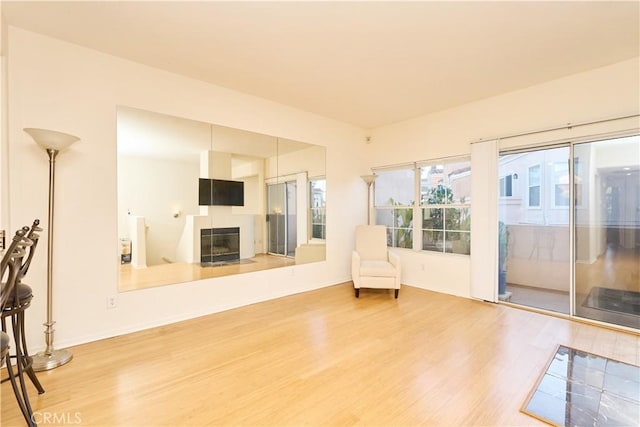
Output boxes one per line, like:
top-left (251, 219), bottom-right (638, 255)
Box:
top-left (575, 245), bottom-right (639, 296)
top-left (2, 283), bottom-right (638, 426)
top-left (507, 283), bottom-right (570, 314)
top-left (119, 254), bottom-right (296, 292)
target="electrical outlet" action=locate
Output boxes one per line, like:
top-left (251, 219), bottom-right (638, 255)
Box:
top-left (107, 295), bottom-right (118, 309)
top-left (421, 263), bottom-right (425, 271)
top-left (0, 230), bottom-right (5, 251)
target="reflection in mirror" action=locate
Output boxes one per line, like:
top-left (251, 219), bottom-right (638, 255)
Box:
top-left (117, 106), bottom-right (326, 292)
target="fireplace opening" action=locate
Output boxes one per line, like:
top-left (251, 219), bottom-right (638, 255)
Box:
top-left (201, 227), bottom-right (240, 265)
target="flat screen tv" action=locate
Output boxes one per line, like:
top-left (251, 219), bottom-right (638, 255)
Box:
top-left (199, 178), bottom-right (244, 206)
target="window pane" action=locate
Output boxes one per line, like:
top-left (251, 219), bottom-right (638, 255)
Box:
top-left (311, 208), bottom-right (326, 239)
top-left (422, 208), bottom-right (443, 230)
top-left (445, 208), bottom-right (470, 231)
top-left (421, 165), bottom-right (445, 204)
top-left (310, 179), bottom-right (326, 240)
top-left (529, 186), bottom-right (540, 207)
top-left (529, 165), bottom-right (540, 186)
top-left (499, 147), bottom-right (570, 313)
top-left (310, 179), bottom-right (326, 207)
top-left (574, 135), bottom-right (640, 329)
top-left (444, 160), bottom-right (472, 204)
top-left (422, 230), bottom-right (443, 252)
top-left (312, 224), bottom-right (326, 239)
top-left (555, 184), bottom-right (570, 206)
top-left (375, 209), bottom-right (394, 227)
top-left (311, 208), bottom-right (325, 223)
top-left (374, 169), bottom-right (414, 206)
top-left (528, 165), bottom-right (541, 207)
top-left (421, 159), bottom-right (471, 205)
top-left (422, 182), bottom-right (450, 205)
top-left (377, 207), bottom-right (415, 249)
top-left (553, 162), bottom-right (570, 206)
top-left (394, 229), bottom-right (413, 249)
top-left (446, 231), bottom-right (471, 255)
top-left (393, 208), bottom-right (413, 229)
top-left (505, 175), bottom-right (512, 196)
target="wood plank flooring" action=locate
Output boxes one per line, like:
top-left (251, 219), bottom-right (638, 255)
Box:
top-left (2, 283), bottom-right (638, 426)
top-left (119, 254), bottom-right (296, 292)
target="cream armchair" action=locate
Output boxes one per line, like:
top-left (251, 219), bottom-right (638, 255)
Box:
top-left (351, 225), bottom-right (402, 298)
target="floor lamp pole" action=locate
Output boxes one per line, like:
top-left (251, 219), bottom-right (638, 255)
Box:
top-left (367, 184), bottom-right (371, 225)
top-left (24, 128), bottom-right (79, 372)
top-left (32, 149), bottom-right (73, 371)
top-left (360, 174), bottom-right (377, 225)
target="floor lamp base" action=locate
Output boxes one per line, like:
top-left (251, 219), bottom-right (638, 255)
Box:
top-left (31, 349), bottom-right (73, 372)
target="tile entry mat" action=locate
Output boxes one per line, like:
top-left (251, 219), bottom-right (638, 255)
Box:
top-left (521, 345), bottom-right (639, 426)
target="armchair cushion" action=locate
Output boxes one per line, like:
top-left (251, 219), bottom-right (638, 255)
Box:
top-left (360, 260), bottom-right (397, 277)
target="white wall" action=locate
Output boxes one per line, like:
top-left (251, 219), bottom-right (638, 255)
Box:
top-left (0, 9), bottom-right (8, 232)
top-left (266, 144), bottom-right (326, 179)
top-left (368, 57), bottom-right (640, 298)
top-left (232, 158), bottom-right (264, 215)
top-left (232, 158), bottom-right (265, 251)
top-left (118, 155), bottom-right (199, 265)
top-left (5, 27), bottom-right (367, 351)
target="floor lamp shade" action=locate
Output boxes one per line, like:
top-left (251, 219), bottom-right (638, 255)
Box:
top-left (360, 174), bottom-right (376, 186)
top-left (24, 127), bottom-right (80, 371)
top-left (24, 128), bottom-right (80, 151)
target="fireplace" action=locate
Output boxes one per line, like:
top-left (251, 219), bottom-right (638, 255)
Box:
top-left (201, 227), bottom-right (240, 265)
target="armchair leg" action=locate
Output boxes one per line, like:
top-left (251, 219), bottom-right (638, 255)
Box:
top-left (394, 289), bottom-right (399, 299)
top-left (355, 288), bottom-right (360, 298)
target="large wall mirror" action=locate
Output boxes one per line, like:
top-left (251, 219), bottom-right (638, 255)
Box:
top-left (117, 106), bottom-right (326, 292)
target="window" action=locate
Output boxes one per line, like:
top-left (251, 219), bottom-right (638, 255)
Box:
top-left (499, 174), bottom-right (513, 197)
top-left (552, 162), bottom-right (570, 207)
top-left (528, 165), bottom-right (541, 207)
top-left (420, 159), bottom-right (471, 254)
top-left (374, 168), bottom-right (414, 248)
top-left (373, 157), bottom-right (472, 254)
top-left (551, 160), bottom-right (582, 207)
top-left (309, 178), bottom-right (326, 240)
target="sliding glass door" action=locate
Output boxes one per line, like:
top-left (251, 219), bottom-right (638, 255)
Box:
top-left (574, 136), bottom-right (639, 329)
top-left (498, 146), bottom-right (571, 314)
top-left (499, 134), bottom-right (639, 329)
top-left (267, 181), bottom-right (297, 257)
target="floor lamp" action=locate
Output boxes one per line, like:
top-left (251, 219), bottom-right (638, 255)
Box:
top-left (360, 174), bottom-right (376, 225)
top-left (24, 127), bottom-right (79, 371)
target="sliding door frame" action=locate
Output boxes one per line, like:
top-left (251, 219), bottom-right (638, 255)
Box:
top-left (497, 129), bottom-right (639, 331)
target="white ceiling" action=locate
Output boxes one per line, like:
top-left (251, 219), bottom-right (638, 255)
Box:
top-left (3, 1), bottom-right (639, 129)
